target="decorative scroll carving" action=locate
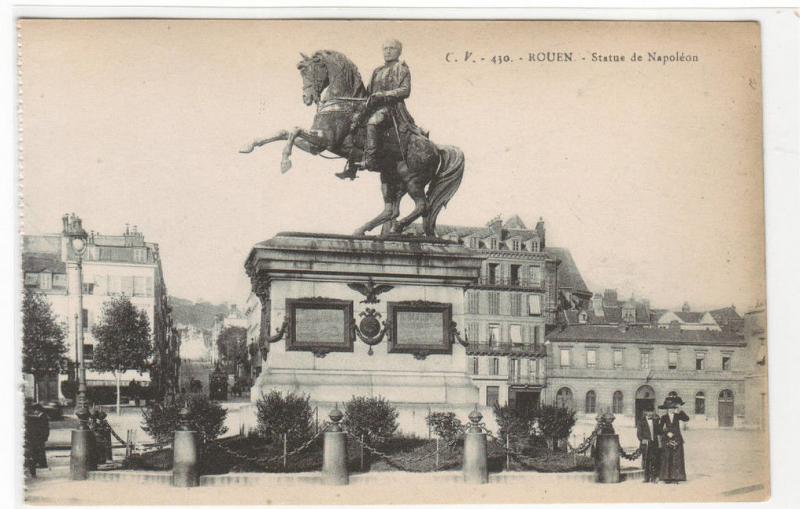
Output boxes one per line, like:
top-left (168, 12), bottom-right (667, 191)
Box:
top-left (251, 274), bottom-right (270, 306)
top-left (450, 321), bottom-right (468, 346)
top-left (267, 316), bottom-right (289, 343)
top-left (412, 352), bottom-right (429, 361)
top-left (347, 278), bottom-right (394, 304)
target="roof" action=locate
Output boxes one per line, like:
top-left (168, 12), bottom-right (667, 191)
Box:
top-left (22, 253), bottom-right (66, 274)
top-left (503, 215), bottom-right (527, 230)
top-left (545, 247), bottom-right (589, 293)
top-left (674, 311), bottom-right (706, 323)
top-left (547, 324), bottom-right (745, 347)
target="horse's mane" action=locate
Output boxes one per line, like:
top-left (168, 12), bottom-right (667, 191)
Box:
top-left (313, 50), bottom-right (365, 97)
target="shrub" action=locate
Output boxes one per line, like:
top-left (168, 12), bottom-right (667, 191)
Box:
top-left (255, 390), bottom-right (313, 448)
top-left (425, 411), bottom-right (464, 444)
top-left (493, 404), bottom-right (536, 448)
top-left (343, 395), bottom-right (398, 444)
top-left (141, 394), bottom-right (228, 444)
top-left (536, 404), bottom-right (576, 451)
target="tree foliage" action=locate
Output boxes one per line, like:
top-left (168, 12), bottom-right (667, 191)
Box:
top-left (216, 325), bottom-right (249, 373)
top-left (343, 395), bottom-right (399, 444)
top-left (22, 290), bottom-right (68, 376)
top-left (141, 394), bottom-right (228, 444)
top-left (425, 411), bottom-right (465, 444)
top-left (255, 390), bottom-right (313, 448)
top-left (91, 295), bottom-right (153, 374)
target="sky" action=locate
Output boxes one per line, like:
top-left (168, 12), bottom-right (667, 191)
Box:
top-left (19, 19), bottom-right (765, 312)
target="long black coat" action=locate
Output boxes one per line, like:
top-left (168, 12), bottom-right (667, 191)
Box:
top-left (636, 414), bottom-right (662, 481)
top-left (659, 411), bottom-right (689, 481)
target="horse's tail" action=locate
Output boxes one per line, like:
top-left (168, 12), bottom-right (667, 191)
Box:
top-left (426, 145), bottom-right (465, 234)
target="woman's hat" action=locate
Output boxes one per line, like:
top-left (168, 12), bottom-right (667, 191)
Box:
top-left (658, 396), bottom-right (678, 409)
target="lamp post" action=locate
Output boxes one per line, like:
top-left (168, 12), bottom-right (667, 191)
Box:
top-left (66, 214), bottom-right (95, 480)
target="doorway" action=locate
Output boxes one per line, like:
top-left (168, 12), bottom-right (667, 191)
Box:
top-left (510, 389), bottom-right (540, 413)
top-left (718, 389), bottom-right (734, 427)
top-left (635, 385), bottom-right (656, 422)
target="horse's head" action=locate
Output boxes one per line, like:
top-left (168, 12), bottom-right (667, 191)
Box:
top-left (297, 52), bottom-right (328, 106)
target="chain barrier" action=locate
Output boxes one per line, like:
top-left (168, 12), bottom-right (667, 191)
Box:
top-left (344, 430), bottom-right (454, 472)
top-left (479, 423), bottom-right (602, 467)
top-left (618, 445), bottom-right (643, 461)
top-left (566, 430), bottom-right (598, 454)
top-left (205, 423), bottom-right (329, 471)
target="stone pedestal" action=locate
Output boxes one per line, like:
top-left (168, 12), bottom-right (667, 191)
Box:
top-left (246, 233), bottom-right (484, 435)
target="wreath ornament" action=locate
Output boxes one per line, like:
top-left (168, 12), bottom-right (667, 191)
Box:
top-left (354, 308), bottom-right (389, 355)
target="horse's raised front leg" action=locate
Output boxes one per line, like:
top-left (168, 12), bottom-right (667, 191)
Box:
top-left (281, 127), bottom-right (328, 173)
top-left (239, 130), bottom-right (290, 154)
top-left (354, 182), bottom-right (396, 237)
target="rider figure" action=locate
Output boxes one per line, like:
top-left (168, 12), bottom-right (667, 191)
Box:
top-left (336, 39), bottom-right (416, 180)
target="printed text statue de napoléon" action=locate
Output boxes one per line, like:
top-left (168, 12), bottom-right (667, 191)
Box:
top-left (240, 39), bottom-right (465, 238)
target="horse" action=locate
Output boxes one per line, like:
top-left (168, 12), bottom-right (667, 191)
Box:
top-left (240, 50), bottom-right (465, 237)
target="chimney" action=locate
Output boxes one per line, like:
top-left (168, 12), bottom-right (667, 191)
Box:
top-left (486, 215), bottom-right (502, 233)
top-left (604, 289), bottom-right (619, 307)
top-left (535, 217), bottom-right (546, 248)
top-left (682, 301), bottom-right (691, 313)
top-left (592, 294), bottom-right (605, 317)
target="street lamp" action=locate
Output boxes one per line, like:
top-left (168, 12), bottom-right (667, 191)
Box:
top-left (66, 214), bottom-right (95, 480)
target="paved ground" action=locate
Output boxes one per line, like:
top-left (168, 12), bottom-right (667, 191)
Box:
top-left (24, 427), bottom-right (770, 505)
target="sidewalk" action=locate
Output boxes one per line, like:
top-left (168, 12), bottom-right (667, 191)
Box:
top-left (26, 427), bottom-right (770, 505)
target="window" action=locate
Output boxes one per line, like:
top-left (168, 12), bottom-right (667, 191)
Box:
top-left (640, 351), bottom-right (651, 370)
top-left (585, 390), bottom-right (596, 413)
top-left (560, 349), bottom-right (571, 368)
top-left (81, 309), bottom-right (89, 330)
top-left (529, 266), bottom-right (542, 285)
top-left (489, 237), bottom-right (498, 250)
top-left (695, 391), bottom-right (705, 414)
top-left (488, 324), bottom-right (501, 346)
top-left (133, 248), bottom-right (146, 263)
top-left (695, 352), bottom-right (705, 371)
top-left (511, 240), bottom-right (520, 251)
top-left (489, 358), bottom-right (500, 376)
top-left (532, 239), bottom-right (540, 252)
top-left (612, 391), bottom-right (624, 414)
top-left (556, 387), bottom-right (573, 409)
top-left (668, 351), bottom-right (678, 370)
top-left (532, 325), bottom-right (541, 345)
top-left (509, 358), bottom-right (520, 380)
top-left (53, 274), bottom-right (67, 288)
top-left (24, 272), bottom-right (40, 286)
top-left (586, 349), bottom-right (597, 368)
top-left (488, 292), bottom-right (500, 314)
top-left (469, 237), bottom-right (478, 249)
top-left (108, 276), bottom-right (122, 295)
top-left (470, 357), bottom-right (479, 375)
top-left (467, 322), bottom-right (480, 343)
top-left (510, 264), bottom-right (521, 285)
top-left (39, 272), bottom-right (52, 290)
top-left (509, 324), bottom-right (522, 343)
top-left (578, 311), bottom-right (588, 324)
top-left (527, 294), bottom-right (542, 316)
top-left (623, 308), bottom-right (636, 322)
top-left (83, 344), bottom-right (94, 361)
top-left (613, 349), bottom-right (623, 369)
top-left (486, 386), bottom-right (499, 407)
top-left (134, 276), bottom-right (147, 297)
top-left (121, 276), bottom-right (134, 296)
top-left (81, 282), bottom-right (94, 294)
top-left (510, 294), bottom-right (522, 316)
top-left (467, 292), bottom-right (480, 314)
top-left (487, 263), bottom-right (499, 284)
top-left (722, 354), bottom-right (732, 371)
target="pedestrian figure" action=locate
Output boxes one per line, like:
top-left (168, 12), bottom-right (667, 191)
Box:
top-left (23, 399), bottom-right (48, 477)
top-left (658, 396), bottom-right (689, 483)
top-left (637, 409), bottom-right (662, 483)
top-left (90, 408), bottom-right (109, 465)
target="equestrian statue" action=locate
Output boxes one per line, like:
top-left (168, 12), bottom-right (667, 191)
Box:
top-left (240, 39), bottom-right (465, 237)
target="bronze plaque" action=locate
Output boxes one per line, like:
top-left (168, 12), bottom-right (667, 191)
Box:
top-left (286, 298), bottom-right (353, 352)
top-left (387, 301), bottom-right (452, 355)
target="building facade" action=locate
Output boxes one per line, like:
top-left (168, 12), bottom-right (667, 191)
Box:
top-left (420, 215), bottom-right (593, 412)
top-left (743, 303), bottom-right (767, 429)
top-left (545, 324), bottom-right (747, 428)
top-left (22, 215), bottom-right (178, 402)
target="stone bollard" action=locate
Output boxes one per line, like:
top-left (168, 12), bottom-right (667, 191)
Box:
top-left (322, 408), bottom-right (348, 485)
top-left (70, 406), bottom-right (97, 480)
top-left (462, 409), bottom-right (488, 484)
top-left (594, 411), bottom-right (621, 483)
top-left (172, 406), bottom-right (199, 487)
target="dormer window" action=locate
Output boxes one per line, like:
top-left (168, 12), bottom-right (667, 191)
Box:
top-left (469, 237), bottom-right (479, 249)
top-left (489, 237), bottom-right (498, 250)
top-left (511, 239), bottom-right (520, 251)
top-left (532, 239), bottom-right (540, 252)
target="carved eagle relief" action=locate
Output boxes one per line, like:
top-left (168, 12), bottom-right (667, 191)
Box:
top-left (347, 279), bottom-right (394, 304)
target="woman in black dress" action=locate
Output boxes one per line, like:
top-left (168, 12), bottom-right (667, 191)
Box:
top-left (658, 396), bottom-right (689, 483)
